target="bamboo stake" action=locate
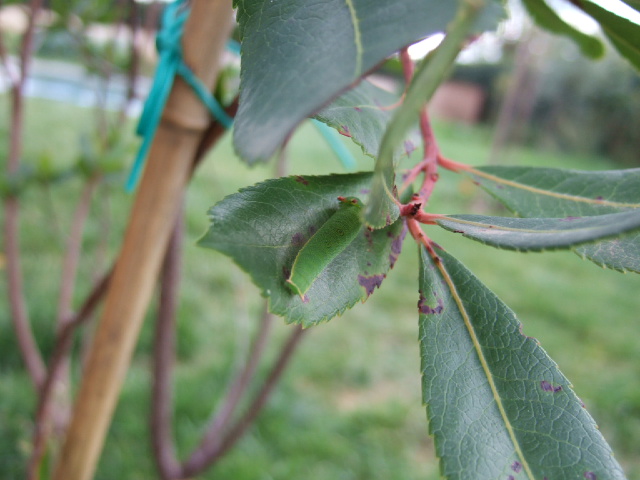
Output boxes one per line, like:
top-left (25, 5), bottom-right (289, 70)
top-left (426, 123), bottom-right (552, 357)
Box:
top-left (52, 2), bottom-right (235, 479)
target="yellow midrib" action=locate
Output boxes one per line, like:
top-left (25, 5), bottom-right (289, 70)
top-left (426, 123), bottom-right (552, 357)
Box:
top-left (439, 215), bottom-right (633, 235)
top-left (469, 168), bottom-right (640, 209)
top-left (433, 250), bottom-right (536, 480)
top-left (345, 0), bottom-right (363, 77)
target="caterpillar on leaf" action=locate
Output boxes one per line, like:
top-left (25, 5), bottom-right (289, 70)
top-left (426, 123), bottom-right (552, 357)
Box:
top-left (287, 196), bottom-right (363, 299)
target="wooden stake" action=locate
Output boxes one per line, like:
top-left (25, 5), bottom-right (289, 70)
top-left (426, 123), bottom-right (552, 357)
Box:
top-left (52, 2), bottom-right (235, 479)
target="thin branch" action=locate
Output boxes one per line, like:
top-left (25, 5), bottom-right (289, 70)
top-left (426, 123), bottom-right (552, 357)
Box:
top-left (180, 325), bottom-right (306, 478)
top-left (180, 304), bottom-right (275, 475)
top-left (27, 270), bottom-right (112, 480)
top-left (398, 49), bottom-right (441, 210)
top-left (4, 0), bottom-right (47, 391)
top-left (151, 208), bottom-right (184, 480)
top-left (57, 177), bottom-right (101, 328)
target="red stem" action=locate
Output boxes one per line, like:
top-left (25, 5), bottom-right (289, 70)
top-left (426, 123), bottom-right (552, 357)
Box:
top-left (151, 208), bottom-right (184, 480)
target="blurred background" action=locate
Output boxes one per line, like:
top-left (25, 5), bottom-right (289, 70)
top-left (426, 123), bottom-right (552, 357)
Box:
top-left (1, 0), bottom-right (639, 478)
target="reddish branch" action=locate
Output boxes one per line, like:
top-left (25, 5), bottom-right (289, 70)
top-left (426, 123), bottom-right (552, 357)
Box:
top-left (397, 50), bottom-right (441, 204)
top-left (151, 209), bottom-right (184, 480)
top-left (27, 270), bottom-right (112, 480)
top-left (4, 0), bottom-right (47, 390)
top-left (180, 325), bottom-right (307, 478)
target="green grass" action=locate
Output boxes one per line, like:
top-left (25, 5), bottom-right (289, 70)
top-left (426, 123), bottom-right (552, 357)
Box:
top-left (1, 97), bottom-right (639, 479)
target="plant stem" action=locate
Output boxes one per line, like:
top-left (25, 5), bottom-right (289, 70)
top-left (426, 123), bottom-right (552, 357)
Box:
top-left (4, 0), bottom-right (47, 391)
top-left (27, 270), bottom-right (112, 480)
top-left (52, 2), bottom-right (235, 478)
top-left (180, 325), bottom-right (306, 477)
top-left (151, 208), bottom-right (184, 480)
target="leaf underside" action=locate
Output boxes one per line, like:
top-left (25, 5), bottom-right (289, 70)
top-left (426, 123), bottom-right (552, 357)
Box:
top-left (419, 245), bottom-right (625, 480)
top-left (580, 0), bottom-right (640, 71)
top-left (198, 173), bottom-right (406, 326)
top-left (232, 0), bottom-right (504, 163)
top-left (521, 0), bottom-right (604, 59)
top-left (469, 166), bottom-right (640, 272)
top-left (313, 80), bottom-right (420, 161)
top-left (435, 210), bottom-right (640, 252)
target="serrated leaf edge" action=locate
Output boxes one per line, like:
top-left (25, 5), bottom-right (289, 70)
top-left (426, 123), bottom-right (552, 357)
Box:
top-left (420, 245), bottom-right (536, 480)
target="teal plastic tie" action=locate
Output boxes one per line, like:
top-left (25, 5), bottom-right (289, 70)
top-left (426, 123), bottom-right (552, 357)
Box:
top-left (126, 0), bottom-right (233, 192)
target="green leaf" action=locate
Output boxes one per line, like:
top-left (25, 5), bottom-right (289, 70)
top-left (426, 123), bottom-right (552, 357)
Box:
top-left (469, 165), bottom-right (640, 272)
top-left (198, 173), bottom-right (406, 326)
top-left (521, 0), bottom-right (604, 58)
top-left (233, 0), bottom-right (504, 163)
top-left (581, 0), bottom-right (640, 71)
top-left (621, 0), bottom-right (640, 13)
top-left (435, 210), bottom-right (640, 251)
top-left (365, 1), bottom-right (490, 229)
top-left (418, 245), bottom-right (625, 479)
top-left (313, 80), bottom-right (420, 160)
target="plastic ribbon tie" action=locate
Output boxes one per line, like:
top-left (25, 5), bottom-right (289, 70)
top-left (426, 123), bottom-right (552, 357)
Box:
top-left (126, 0), bottom-right (233, 192)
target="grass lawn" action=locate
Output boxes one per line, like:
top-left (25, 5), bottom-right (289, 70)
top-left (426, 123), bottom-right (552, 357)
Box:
top-left (1, 97), bottom-right (639, 479)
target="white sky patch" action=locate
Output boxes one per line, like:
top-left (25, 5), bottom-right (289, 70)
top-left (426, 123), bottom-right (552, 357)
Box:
top-left (408, 33), bottom-right (445, 60)
top-left (593, 0), bottom-right (640, 24)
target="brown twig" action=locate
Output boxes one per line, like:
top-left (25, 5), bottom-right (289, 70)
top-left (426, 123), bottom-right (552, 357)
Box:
top-left (4, 0), bottom-right (47, 391)
top-left (180, 325), bottom-right (307, 477)
top-left (151, 208), bottom-right (184, 480)
top-left (180, 303), bottom-right (275, 475)
top-left (27, 270), bottom-right (112, 480)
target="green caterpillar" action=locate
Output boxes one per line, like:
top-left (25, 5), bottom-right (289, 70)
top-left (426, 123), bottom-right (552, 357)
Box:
top-left (287, 196), bottom-right (363, 299)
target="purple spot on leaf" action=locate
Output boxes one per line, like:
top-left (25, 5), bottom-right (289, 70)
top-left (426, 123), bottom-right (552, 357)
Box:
top-left (560, 216), bottom-right (582, 221)
top-left (386, 215), bottom-right (392, 226)
top-left (507, 476), bottom-right (515, 480)
top-left (354, 106), bottom-right (362, 112)
top-left (282, 266), bottom-right (291, 279)
top-left (511, 461), bottom-right (522, 473)
top-left (364, 229), bottom-right (374, 248)
top-left (308, 225), bottom-right (317, 236)
top-left (358, 274), bottom-right (385, 297)
top-left (338, 125), bottom-right (352, 137)
top-left (540, 380), bottom-right (562, 393)
top-left (584, 472), bottom-right (596, 480)
top-left (360, 188), bottom-right (370, 195)
top-left (595, 196), bottom-right (604, 201)
top-left (389, 223), bottom-right (407, 268)
top-left (404, 140), bottom-right (416, 156)
top-left (418, 291), bottom-right (444, 314)
top-left (302, 294), bottom-right (310, 304)
top-left (291, 232), bottom-right (306, 246)
top-left (294, 175), bottom-right (309, 185)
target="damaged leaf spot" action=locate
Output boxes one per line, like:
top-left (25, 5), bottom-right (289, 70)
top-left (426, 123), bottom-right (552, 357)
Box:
top-left (404, 140), bottom-right (416, 156)
top-left (295, 175), bottom-right (309, 185)
top-left (418, 290), bottom-right (444, 314)
top-left (358, 274), bottom-right (385, 296)
top-left (364, 228), bottom-right (374, 248)
top-left (338, 125), bottom-right (352, 137)
top-left (540, 380), bottom-right (562, 393)
top-left (282, 266), bottom-right (291, 279)
top-left (511, 461), bottom-right (522, 473)
top-left (389, 224), bottom-right (407, 268)
top-left (291, 232), bottom-right (306, 246)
